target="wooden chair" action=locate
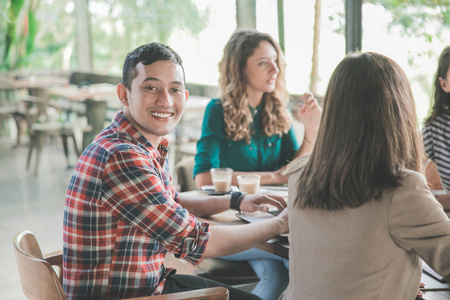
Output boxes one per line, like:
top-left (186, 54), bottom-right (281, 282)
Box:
top-left (21, 95), bottom-right (80, 174)
top-left (81, 98), bottom-right (107, 150)
top-left (0, 82), bottom-right (26, 147)
top-left (174, 157), bottom-right (259, 288)
top-left (175, 156), bottom-right (198, 192)
top-left (424, 159), bottom-right (444, 191)
top-left (13, 230), bottom-right (229, 300)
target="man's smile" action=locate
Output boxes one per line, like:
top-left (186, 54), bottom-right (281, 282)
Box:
top-left (149, 111), bottom-right (175, 119)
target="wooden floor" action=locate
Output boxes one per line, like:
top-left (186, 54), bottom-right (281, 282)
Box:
top-left (0, 132), bottom-right (199, 300)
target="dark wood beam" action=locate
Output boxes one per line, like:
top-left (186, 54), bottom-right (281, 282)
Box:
top-left (345, 0), bottom-right (362, 53)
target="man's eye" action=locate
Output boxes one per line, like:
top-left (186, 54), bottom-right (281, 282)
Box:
top-left (145, 86), bottom-right (156, 91)
top-left (259, 61), bottom-right (267, 66)
top-left (171, 88), bottom-right (182, 93)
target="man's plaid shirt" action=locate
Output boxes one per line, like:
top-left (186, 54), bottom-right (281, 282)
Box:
top-left (63, 111), bottom-right (210, 299)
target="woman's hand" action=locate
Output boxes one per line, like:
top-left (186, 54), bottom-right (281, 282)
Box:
top-left (295, 93), bottom-right (322, 142)
top-left (292, 93), bottom-right (322, 157)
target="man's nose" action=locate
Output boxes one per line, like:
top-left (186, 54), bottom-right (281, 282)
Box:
top-left (157, 90), bottom-right (173, 107)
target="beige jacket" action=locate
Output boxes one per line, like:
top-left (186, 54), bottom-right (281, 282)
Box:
top-left (282, 157), bottom-right (450, 300)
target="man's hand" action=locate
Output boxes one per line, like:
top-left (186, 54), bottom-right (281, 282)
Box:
top-left (416, 283), bottom-right (425, 299)
top-left (239, 194), bottom-right (287, 213)
top-left (277, 207), bottom-right (289, 234)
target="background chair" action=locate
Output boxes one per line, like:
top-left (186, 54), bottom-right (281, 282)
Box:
top-left (81, 98), bottom-right (107, 150)
top-left (424, 159), bottom-right (444, 191)
top-left (174, 157), bottom-right (259, 290)
top-left (13, 230), bottom-right (229, 300)
top-left (0, 82), bottom-right (26, 147)
top-left (21, 95), bottom-right (79, 175)
top-left (175, 156), bottom-right (198, 192)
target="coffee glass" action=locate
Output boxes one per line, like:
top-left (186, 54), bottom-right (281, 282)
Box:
top-left (210, 168), bottom-right (233, 193)
top-left (237, 174), bottom-right (261, 194)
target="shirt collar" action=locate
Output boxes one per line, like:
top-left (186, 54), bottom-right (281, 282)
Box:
top-left (111, 111), bottom-right (170, 154)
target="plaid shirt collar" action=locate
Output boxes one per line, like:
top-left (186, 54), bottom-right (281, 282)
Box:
top-left (111, 111), bottom-right (170, 167)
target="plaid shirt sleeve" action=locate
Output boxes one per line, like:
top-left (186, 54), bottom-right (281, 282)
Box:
top-left (102, 148), bottom-right (210, 263)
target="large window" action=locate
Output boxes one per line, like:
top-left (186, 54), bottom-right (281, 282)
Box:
top-left (281, 0), bottom-right (345, 96)
top-left (168, 1), bottom-right (236, 86)
top-left (8, 0), bottom-right (449, 125)
top-left (362, 1), bottom-right (450, 125)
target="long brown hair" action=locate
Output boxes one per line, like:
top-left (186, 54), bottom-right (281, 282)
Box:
top-left (295, 52), bottom-right (423, 210)
top-left (218, 29), bottom-right (291, 142)
top-left (425, 46), bottom-right (450, 125)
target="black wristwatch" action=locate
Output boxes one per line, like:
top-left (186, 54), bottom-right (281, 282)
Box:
top-left (230, 191), bottom-right (246, 213)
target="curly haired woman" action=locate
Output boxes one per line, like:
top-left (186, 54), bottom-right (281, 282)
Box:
top-left (194, 29), bottom-right (321, 189)
top-left (193, 29), bottom-right (321, 300)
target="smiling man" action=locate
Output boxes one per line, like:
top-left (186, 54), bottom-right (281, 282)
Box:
top-left (63, 43), bottom-right (289, 300)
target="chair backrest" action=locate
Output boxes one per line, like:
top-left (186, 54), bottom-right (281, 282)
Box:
top-left (424, 159), bottom-right (444, 191)
top-left (175, 156), bottom-right (197, 192)
top-left (13, 230), bottom-right (229, 300)
top-left (13, 230), bottom-right (66, 300)
top-left (20, 96), bottom-right (52, 130)
top-left (128, 287), bottom-right (229, 300)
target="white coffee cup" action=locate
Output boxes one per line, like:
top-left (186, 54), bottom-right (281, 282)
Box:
top-left (210, 168), bottom-right (233, 193)
top-left (237, 174), bottom-right (261, 194)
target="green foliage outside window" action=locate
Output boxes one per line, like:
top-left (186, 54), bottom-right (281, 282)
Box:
top-left (88, 0), bottom-right (208, 74)
top-left (0, 0), bottom-right (38, 71)
top-left (0, 0), bottom-right (208, 75)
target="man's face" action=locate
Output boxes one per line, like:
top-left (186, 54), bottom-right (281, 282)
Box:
top-left (118, 60), bottom-right (189, 145)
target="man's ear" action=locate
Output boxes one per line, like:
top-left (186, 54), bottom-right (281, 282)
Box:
top-left (117, 83), bottom-right (129, 106)
top-left (185, 89), bottom-right (189, 102)
top-left (439, 77), bottom-right (450, 93)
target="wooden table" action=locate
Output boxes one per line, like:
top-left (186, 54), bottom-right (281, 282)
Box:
top-left (12, 75), bottom-right (69, 90)
top-left (182, 189), bottom-right (289, 259)
top-left (44, 83), bottom-right (120, 109)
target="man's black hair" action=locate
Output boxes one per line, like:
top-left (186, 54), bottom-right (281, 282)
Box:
top-left (122, 42), bottom-right (185, 90)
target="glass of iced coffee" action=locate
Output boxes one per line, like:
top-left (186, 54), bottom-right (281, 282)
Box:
top-left (237, 175), bottom-right (261, 194)
top-left (210, 168), bottom-right (233, 193)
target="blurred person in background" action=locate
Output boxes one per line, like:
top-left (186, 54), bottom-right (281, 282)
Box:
top-left (422, 46), bottom-right (450, 210)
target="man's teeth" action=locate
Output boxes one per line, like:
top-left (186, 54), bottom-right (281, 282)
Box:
top-left (150, 112), bottom-right (172, 118)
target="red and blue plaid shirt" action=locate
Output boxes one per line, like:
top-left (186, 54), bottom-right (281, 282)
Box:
top-left (63, 111), bottom-right (210, 300)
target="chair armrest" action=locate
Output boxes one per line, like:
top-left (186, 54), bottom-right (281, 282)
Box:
top-left (124, 286), bottom-right (229, 300)
top-left (44, 250), bottom-right (63, 265)
top-left (43, 250), bottom-right (64, 285)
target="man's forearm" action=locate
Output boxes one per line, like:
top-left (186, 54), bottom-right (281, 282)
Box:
top-left (179, 194), bottom-right (231, 217)
top-left (204, 218), bottom-right (286, 258)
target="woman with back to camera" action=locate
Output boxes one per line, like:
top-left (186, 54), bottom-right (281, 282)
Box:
top-left (422, 46), bottom-right (450, 209)
top-left (193, 29), bottom-right (321, 300)
top-left (282, 52), bottom-right (450, 299)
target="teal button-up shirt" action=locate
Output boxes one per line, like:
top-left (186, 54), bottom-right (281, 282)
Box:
top-left (193, 99), bottom-right (299, 177)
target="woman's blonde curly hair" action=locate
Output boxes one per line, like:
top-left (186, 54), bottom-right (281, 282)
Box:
top-left (219, 29), bottom-right (291, 143)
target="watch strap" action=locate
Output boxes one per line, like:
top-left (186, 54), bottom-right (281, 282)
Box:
top-left (230, 191), bottom-right (245, 213)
